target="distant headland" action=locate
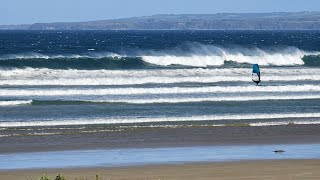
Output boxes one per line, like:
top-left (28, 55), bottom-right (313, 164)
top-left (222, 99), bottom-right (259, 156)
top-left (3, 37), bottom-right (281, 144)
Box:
top-left (2, 12), bottom-right (320, 30)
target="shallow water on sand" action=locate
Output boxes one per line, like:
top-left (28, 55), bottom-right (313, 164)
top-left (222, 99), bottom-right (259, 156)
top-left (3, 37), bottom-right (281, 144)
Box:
top-left (1, 143), bottom-right (320, 170)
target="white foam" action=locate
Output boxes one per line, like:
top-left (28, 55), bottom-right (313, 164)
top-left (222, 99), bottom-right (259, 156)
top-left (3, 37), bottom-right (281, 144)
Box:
top-left (0, 74), bottom-right (319, 86)
top-left (1, 112), bottom-right (320, 127)
top-left (5, 76), bottom-right (320, 86)
top-left (1, 67), bottom-right (320, 86)
top-left (142, 55), bottom-right (225, 67)
top-left (1, 85), bottom-right (320, 97)
top-left (250, 121), bottom-right (320, 126)
top-left (0, 132), bottom-right (63, 138)
top-left (1, 46), bottom-right (319, 68)
top-left (91, 94), bottom-right (320, 104)
top-left (30, 132), bottom-right (62, 136)
top-left (0, 134), bottom-right (19, 138)
top-left (0, 100), bottom-right (32, 106)
top-left (1, 94), bottom-right (320, 104)
top-left (2, 68), bottom-right (320, 78)
top-left (0, 52), bottom-right (122, 60)
top-left (141, 46), bottom-right (320, 67)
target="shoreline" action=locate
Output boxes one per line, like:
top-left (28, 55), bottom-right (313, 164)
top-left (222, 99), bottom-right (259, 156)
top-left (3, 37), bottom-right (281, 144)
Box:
top-left (1, 159), bottom-right (320, 180)
top-left (1, 125), bottom-right (320, 154)
top-left (1, 142), bottom-right (320, 170)
top-left (2, 125), bottom-right (320, 177)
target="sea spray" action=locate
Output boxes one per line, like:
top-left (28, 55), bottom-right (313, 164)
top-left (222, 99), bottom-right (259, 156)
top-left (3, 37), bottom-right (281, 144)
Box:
top-left (0, 45), bottom-right (320, 69)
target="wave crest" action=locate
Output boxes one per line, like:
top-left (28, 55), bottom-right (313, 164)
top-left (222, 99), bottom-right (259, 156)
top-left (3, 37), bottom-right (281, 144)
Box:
top-left (1, 113), bottom-right (320, 127)
top-left (142, 45), bottom-right (319, 67)
top-left (0, 52), bottom-right (122, 60)
top-left (0, 45), bottom-right (319, 69)
top-left (0, 100), bottom-right (32, 106)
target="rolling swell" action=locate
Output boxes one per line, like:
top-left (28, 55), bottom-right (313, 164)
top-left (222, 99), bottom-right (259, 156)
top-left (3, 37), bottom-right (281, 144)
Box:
top-left (0, 54), bottom-right (318, 69)
top-left (303, 55), bottom-right (320, 67)
top-left (0, 56), bottom-right (148, 70)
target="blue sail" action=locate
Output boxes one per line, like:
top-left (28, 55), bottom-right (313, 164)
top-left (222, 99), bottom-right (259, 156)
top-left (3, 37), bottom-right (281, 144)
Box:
top-left (252, 64), bottom-right (261, 84)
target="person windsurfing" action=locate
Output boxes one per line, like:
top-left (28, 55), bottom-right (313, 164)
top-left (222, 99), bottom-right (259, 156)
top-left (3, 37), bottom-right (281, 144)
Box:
top-left (252, 64), bottom-right (261, 85)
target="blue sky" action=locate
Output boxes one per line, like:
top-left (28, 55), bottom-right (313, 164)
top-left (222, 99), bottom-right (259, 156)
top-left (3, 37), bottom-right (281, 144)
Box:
top-left (1, 0), bottom-right (320, 25)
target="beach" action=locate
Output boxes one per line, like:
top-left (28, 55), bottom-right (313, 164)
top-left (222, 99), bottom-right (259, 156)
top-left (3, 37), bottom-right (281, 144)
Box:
top-left (2, 124), bottom-right (320, 154)
top-left (2, 117), bottom-right (320, 178)
top-left (1, 160), bottom-right (320, 180)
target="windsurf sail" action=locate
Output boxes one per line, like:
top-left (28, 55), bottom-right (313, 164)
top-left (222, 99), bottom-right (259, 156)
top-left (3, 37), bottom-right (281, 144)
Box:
top-left (252, 64), bottom-right (261, 85)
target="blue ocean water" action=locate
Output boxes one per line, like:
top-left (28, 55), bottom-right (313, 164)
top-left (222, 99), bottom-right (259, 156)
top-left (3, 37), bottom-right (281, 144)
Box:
top-left (0, 30), bottom-right (320, 134)
top-left (0, 30), bottom-right (320, 69)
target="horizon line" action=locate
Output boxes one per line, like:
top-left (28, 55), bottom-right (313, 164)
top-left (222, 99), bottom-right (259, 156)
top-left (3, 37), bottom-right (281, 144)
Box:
top-left (1, 11), bottom-right (319, 26)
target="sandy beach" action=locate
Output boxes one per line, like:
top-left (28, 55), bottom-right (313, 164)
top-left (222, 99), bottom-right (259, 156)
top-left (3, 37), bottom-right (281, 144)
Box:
top-left (1, 125), bottom-right (320, 179)
top-left (0, 160), bottom-right (319, 180)
top-left (2, 124), bottom-right (320, 154)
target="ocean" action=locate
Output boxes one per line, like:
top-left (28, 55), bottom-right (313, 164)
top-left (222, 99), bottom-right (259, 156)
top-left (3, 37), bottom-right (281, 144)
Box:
top-left (0, 30), bottom-right (320, 137)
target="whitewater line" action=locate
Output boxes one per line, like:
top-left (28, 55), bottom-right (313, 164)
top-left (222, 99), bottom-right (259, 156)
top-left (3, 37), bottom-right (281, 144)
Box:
top-left (1, 85), bottom-right (320, 96)
top-left (1, 112), bottom-right (320, 127)
top-left (90, 95), bottom-right (320, 104)
top-left (2, 68), bottom-right (320, 78)
top-left (0, 75), bottom-right (320, 86)
top-left (1, 45), bottom-right (315, 67)
top-left (0, 100), bottom-right (33, 106)
top-left (250, 121), bottom-right (320, 126)
top-left (0, 52), bottom-right (122, 60)
top-left (6, 94), bottom-right (320, 104)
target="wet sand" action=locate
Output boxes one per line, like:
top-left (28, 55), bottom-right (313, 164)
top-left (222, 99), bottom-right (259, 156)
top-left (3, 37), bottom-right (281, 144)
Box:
top-left (1, 160), bottom-right (320, 180)
top-left (1, 125), bottom-right (320, 179)
top-left (1, 124), bottom-right (320, 154)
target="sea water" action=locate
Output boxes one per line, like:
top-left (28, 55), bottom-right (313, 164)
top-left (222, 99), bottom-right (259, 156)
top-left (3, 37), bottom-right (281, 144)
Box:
top-left (0, 30), bottom-right (320, 134)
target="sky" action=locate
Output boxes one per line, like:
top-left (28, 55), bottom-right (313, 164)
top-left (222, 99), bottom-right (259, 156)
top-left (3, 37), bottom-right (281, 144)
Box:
top-left (1, 0), bottom-right (320, 25)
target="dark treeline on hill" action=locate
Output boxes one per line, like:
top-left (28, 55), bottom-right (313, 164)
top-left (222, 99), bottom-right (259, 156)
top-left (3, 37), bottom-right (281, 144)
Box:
top-left (2, 12), bottom-right (320, 30)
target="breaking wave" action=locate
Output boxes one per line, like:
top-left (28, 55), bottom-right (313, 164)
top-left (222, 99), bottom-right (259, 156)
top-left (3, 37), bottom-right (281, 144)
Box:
top-left (5, 94), bottom-right (320, 105)
top-left (0, 100), bottom-right (33, 106)
top-left (0, 52), bottom-right (122, 60)
top-left (0, 45), bottom-right (319, 69)
top-left (83, 95), bottom-right (320, 104)
top-left (1, 67), bottom-right (320, 86)
top-left (141, 45), bottom-right (320, 67)
top-left (1, 85), bottom-right (320, 96)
